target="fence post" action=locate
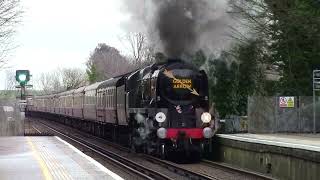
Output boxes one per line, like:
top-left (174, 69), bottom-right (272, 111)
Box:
top-left (313, 89), bottom-right (316, 133)
top-left (298, 96), bottom-right (301, 133)
top-left (313, 70), bottom-right (320, 133)
top-left (274, 96), bottom-right (278, 133)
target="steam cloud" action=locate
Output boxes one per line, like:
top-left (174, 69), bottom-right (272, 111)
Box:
top-left (121, 0), bottom-right (236, 58)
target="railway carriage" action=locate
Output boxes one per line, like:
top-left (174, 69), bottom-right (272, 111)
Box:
top-left (58, 91), bottom-right (66, 116)
top-left (96, 78), bottom-right (118, 134)
top-left (53, 93), bottom-right (60, 114)
top-left (83, 82), bottom-right (103, 121)
top-left (47, 94), bottom-right (55, 114)
top-left (63, 90), bottom-right (74, 117)
top-left (73, 86), bottom-right (85, 119)
top-left (37, 96), bottom-right (46, 112)
top-left (26, 97), bottom-right (33, 112)
top-left (58, 92), bottom-right (65, 116)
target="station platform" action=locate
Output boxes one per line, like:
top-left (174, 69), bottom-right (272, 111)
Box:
top-left (216, 133), bottom-right (320, 152)
top-left (0, 136), bottom-right (123, 180)
top-left (213, 133), bottom-right (320, 180)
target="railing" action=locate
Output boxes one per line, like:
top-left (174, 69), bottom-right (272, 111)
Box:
top-left (248, 96), bottom-right (320, 133)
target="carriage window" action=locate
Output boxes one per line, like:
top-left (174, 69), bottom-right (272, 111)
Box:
top-left (102, 93), bottom-right (106, 107)
top-left (105, 89), bottom-right (107, 108)
top-left (91, 92), bottom-right (94, 104)
top-left (108, 89), bottom-right (110, 108)
top-left (114, 88), bottom-right (116, 107)
top-left (98, 92), bottom-right (100, 107)
top-left (110, 89), bottom-right (112, 107)
top-left (112, 88), bottom-right (114, 107)
top-left (112, 89), bottom-right (114, 107)
top-left (100, 92), bottom-right (102, 107)
top-left (100, 91), bottom-right (103, 107)
top-left (77, 95), bottom-right (79, 106)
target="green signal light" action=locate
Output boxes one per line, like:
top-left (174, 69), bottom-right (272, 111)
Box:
top-left (18, 74), bottom-right (27, 82)
top-left (16, 70), bottom-right (30, 85)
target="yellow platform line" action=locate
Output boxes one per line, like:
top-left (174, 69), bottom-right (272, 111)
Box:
top-left (39, 140), bottom-right (72, 180)
top-left (27, 137), bottom-right (53, 180)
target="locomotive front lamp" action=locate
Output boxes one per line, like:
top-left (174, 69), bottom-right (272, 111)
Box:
top-left (201, 112), bottom-right (211, 123)
top-left (157, 127), bottom-right (167, 139)
top-left (203, 127), bottom-right (213, 138)
top-left (155, 112), bottom-right (166, 123)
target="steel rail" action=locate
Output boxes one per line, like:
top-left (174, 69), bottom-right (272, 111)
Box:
top-left (143, 154), bottom-right (218, 180)
top-left (39, 121), bottom-right (173, 180)
top-left (201, 160), bottom-right (275, 180)
top-left (36, 118), bottom-right (273, 180)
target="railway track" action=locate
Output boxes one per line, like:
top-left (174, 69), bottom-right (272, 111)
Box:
top-left (32, 118), bottom-right (274, 180)
top-left (36, 119), bottom-right (214, 180)
top-left (143, 155), bottom-right (274, 180)
top-left (143, 155), bottom-right (217, 180)
top-left (38, 121), bottom-right (172, 180)
top-left (200, 160), bottom-right (275, 180)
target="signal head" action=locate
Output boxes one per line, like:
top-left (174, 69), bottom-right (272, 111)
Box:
top-left (16, 70), bottom-right (30, 85)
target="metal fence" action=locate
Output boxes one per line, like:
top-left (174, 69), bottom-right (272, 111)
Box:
top-left (0, 99), bottom-right (24, 136)
top-left (221, 116), bottom-right (248, 133)
top-left (248, 96), bottom-right (320, 133)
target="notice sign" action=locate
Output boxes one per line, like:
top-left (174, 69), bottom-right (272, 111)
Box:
top-left (279, 96), bottom-right (295, 108)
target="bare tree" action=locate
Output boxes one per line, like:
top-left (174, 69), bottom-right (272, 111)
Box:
top-left (61, 68), bottom-right (86, 90)
top-left (4, 69), bottom-right (16, 90)
top-left (38, 68), bottom-right (86, 94)
top-left (86, 43), bottom-right (133, 83)
top-left (228, 0), bottom-right (274, 43)
top-left (0, 0), bottom-right (22, 69)
top-left (120, 32), bottom-right (155, 68)
top-left (126, 32), bottom-right (146, 65)
top-left (39, 70), bottom-right (62, 94)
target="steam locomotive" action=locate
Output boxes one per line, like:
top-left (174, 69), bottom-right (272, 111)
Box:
top-left (27, 59), bottom-right (214, 159)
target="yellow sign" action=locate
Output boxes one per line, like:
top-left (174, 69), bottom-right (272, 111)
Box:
top-left (173, 79), bottom-right (192, 89)
top-left (287, 97), bottom-right (294, 107)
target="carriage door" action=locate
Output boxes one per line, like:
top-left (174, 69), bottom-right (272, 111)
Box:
top-left (116, 85), bottom-right (127, 125)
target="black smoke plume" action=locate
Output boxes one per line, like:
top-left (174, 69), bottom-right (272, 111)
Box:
top-left (155, 0), bottom-right (198, 58)
top-left (122, 0), bottom-right (235, 58)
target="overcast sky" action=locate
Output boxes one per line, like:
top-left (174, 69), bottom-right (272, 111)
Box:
top-left (0, 0), bottom-right (130, 89)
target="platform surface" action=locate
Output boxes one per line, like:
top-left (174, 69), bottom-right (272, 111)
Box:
top-left (0, 136), bottom-right (123, 180)
top-left (217, 133), bottom-right (320, 152)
